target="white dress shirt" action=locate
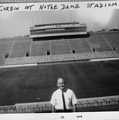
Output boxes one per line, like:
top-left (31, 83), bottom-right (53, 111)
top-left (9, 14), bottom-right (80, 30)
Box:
top-left (50, 88), bottom-right (77, 110)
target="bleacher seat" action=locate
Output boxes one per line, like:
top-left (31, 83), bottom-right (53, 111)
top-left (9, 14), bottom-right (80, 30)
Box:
top-left (87, 35), bottom-right (112, 52)
top-left (30, 41), bottom-right (50, 56)
top-left (69, 38), bottom-right (91, 53)
top-left (0, 40), bottom-right (13, 65)
top-left (104, 32), bottom-right (119, 53)
top-left (10, 40), bottom-right (31, 57)
top-left (50, 39), bottom-right (71, 55)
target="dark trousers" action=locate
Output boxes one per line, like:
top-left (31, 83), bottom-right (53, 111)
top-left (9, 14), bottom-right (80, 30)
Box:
top-left (55, 109), bottom-right (73, 112)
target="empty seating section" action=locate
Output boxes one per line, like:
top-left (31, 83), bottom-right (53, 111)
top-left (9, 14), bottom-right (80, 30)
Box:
top-left (51, 40), bottom-right (71, 55)
top-left (0, 40), bottom-right (12, 56)
top-left (103, 32), bottom-right (119, 53)
top-left (10, 40), bottom-right (31, 57)
top-left (0, 40), bottom-right (12, 65)
top-left (69, 38), bottom-right (91, 53)
top-left (31, 41), bottom-right (50, 56)
top-left (30, 38), bottom-right (91, 56)
top-left (0, 31), bottom-right (118, 63)
top-left (0, 56), bottom-right (4, 65)
top-left (88, 35), bottom-right (112, 52)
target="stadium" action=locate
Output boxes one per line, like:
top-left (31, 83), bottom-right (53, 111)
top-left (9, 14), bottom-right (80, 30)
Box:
top-left (0, 9), bottom-right (119, 113)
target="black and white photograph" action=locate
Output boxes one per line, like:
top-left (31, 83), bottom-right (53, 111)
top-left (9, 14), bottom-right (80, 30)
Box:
top-left (0, 3), bottom-right (119, 117)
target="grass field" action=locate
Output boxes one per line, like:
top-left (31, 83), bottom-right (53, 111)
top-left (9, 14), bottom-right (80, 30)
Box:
top-left (0, 60), bottom-right (119, 105)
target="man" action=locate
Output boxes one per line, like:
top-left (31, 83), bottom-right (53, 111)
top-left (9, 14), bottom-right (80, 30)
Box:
top-left (50, 78), bottom-right (77, 112)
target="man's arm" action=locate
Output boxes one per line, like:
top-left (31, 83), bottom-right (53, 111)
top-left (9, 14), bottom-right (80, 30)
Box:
top-left (51, 105), bottom-right (55, 112)
top-left (50, 92), bottom-right (56, 112)
top-left (72, 104), bottom-right (77, 112)
top-left (71, 90), bottom-right (77, 112)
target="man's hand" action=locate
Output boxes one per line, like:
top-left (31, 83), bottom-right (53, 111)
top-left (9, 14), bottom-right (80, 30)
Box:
top-left (73, 104), bottom-right (77, 112)
top-left (51, 105), bottom-right (55, 112)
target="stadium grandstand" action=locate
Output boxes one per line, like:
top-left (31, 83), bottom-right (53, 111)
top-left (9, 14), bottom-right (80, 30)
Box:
top-left (0, 22), bottom-right (119, 113)
top-left (30, 22), bottom-right (88, 40)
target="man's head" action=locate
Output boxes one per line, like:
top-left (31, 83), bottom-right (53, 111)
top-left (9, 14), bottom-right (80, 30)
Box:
top-left (57, 78), bottom-right (65, 90)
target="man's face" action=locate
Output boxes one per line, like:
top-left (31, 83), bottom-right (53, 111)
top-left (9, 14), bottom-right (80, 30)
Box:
top-left (57, 78), bottom-right (64, 90)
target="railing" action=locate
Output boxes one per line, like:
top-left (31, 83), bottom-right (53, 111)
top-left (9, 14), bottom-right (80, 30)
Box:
top-left (0, 95), bottom-right (119, 113)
